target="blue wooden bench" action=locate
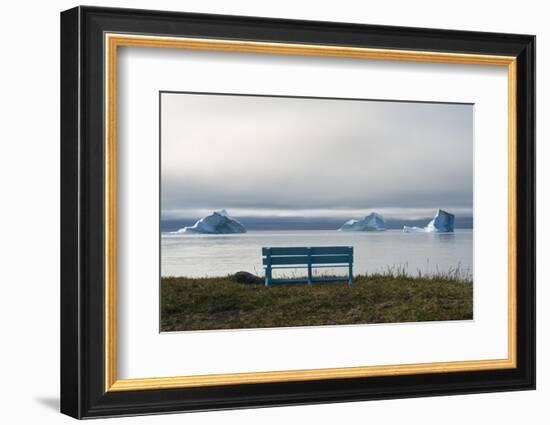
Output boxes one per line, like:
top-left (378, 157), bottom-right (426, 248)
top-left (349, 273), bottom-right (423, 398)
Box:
top-left (262, 246), bottom-right (353, 287)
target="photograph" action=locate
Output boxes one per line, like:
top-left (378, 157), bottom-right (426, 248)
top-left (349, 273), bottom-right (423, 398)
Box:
top-left (160, 92), bottom-right (474, 332)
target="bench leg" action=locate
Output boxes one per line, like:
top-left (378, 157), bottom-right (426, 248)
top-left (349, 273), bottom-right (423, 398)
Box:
top-left (265, 265), bottom-right (272, 288)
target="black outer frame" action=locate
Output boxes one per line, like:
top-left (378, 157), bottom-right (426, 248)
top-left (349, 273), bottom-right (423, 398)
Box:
top-left (60, 6), bottom-right (535, 419)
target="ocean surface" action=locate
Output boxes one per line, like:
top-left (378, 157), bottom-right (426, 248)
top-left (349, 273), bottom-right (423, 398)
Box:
top-left (161, 229), bottom-right (473, 279)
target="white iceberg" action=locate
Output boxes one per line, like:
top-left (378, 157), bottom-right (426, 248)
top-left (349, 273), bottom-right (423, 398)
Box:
top-left (175, 210), bottom-right (247, 234)
top-left (338, 212), bottom-right (386, 232)
top-left (403, 209), bottom-right (455, 233)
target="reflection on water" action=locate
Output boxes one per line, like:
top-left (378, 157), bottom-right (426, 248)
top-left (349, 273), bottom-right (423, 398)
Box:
top-left (428, 232), bottom-right (456, 243)
top-left (161, 229), bottom-right (473, 279)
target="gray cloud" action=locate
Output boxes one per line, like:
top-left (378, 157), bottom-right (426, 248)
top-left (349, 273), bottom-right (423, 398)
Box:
top-left (161, 93), bottom-right (473, 219)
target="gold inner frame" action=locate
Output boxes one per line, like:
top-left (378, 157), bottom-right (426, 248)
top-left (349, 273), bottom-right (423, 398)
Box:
top-left (104, 33), bottom-right (517, 392)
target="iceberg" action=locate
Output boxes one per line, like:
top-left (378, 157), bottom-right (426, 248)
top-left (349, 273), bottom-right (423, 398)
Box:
top-left (403, 209), bottom-right (455, 233)
top-left (338, 212), bottom-right (386, 232)
top-left (176, 210), bottom-right (247, 234)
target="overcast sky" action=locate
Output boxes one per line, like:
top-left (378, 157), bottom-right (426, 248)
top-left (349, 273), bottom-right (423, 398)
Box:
top-left (161, 92), bottom-right (473, 221)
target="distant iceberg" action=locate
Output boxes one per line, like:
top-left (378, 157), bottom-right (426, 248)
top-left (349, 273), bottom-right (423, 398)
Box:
top-left (338, 212), bottom-right (386, 232)
top-left (403, 209), bottom-right (455, 233)
top-left (175, 210), bottom-right (247, 234)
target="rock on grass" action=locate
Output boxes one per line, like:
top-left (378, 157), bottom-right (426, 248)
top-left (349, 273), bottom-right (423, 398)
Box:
top-left (231, 271), bottom-right (263, 285)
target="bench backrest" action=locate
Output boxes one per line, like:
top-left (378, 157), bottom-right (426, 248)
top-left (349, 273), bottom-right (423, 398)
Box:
top-left (262, 246), bottom-right (353, 266)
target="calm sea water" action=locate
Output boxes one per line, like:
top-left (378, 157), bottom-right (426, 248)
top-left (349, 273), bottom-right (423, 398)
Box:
top-left (161, 229), bottom-right (473, 279)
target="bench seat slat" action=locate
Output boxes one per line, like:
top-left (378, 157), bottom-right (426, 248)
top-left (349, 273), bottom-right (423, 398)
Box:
top-left (262, 247), bottom-right (309, 255)
top-left (267, 278), bottom-right (309, 284)
top-left (262, 263), bottom-right (350, 269)
top-left (311, 276), bottom-right (349, 282)
top-left (262, 246), bottom-right (352, 256)
top-left (310, 247), bottom-right (352, 255)
top-left (263, 254), bottom-right (352, 266)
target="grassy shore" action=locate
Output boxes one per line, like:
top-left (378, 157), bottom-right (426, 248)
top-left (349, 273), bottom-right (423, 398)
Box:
top-left (161, 271), bottom-right (472, 332)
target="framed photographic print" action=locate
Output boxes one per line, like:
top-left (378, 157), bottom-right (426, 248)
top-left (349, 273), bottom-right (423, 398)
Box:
top-left (60, 6), bottom-right (535, 419)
